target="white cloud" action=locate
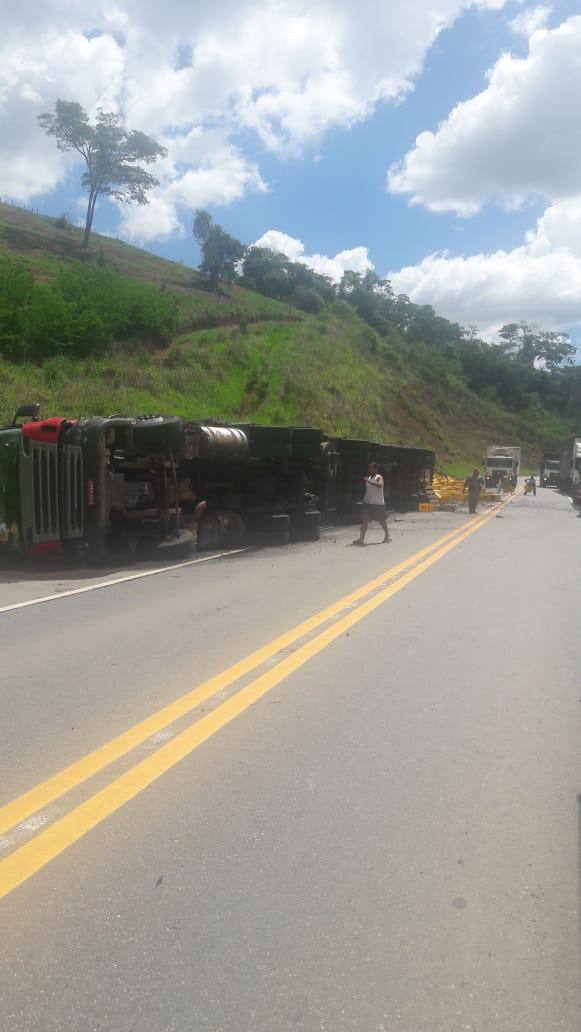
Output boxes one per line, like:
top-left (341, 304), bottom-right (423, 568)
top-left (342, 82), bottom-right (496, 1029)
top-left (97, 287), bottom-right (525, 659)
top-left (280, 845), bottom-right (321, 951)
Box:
top-left (120, 129), bottom-right (266, 243)
top-left (120, 0), bottom-right (511, 153)
top-left (390, 198), bottom-right (581, 337)
top-left (1, 0), bottom-right (510, 237)
top-left (254, 230), bottom-right (306, 263)
top-left (526, 198), bottom-right (581, 255)
top-left (509, 5), bottom-right (551, 36)
top-left (253, 229), bottom-right (373, 282)
top-left (388, 15), bottom-right (581, 214)
top-left (0, 30), bottom-right (124, 199)
top-left (118, 194), bottom-right (184, 243)
top-left (307, 247), bottom-right (374, 281)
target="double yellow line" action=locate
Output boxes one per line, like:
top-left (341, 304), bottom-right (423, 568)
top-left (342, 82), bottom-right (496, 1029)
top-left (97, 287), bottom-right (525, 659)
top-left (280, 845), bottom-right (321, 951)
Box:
top-left (0, 497), bottom-right (514, 901)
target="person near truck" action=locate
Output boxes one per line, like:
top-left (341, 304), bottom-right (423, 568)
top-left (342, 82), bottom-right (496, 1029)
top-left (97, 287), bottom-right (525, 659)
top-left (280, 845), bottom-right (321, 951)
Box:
top-left (525, 475), bottom-right (536, 496)
top-left (464, 468), bottom-right (484, 514)
top-left (353, 462), bottom-right (390, 545)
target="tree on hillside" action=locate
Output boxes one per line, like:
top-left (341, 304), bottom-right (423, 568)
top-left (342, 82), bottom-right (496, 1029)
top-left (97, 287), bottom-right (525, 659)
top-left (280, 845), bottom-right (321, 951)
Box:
top-left (38, 100), bottom-right (167, 249)
top-left (193, 209), bottom-right (245, 289)
top-left (192, 209), bottom-right (214, 245)
top-left (239, 246), bottom-right (334, 309)
top-left (498, 321), bottom-right (575, 369)
top-left (338, 271), bottom-right (394, 335)
top-left (240, 247), bottom-right (292, 299)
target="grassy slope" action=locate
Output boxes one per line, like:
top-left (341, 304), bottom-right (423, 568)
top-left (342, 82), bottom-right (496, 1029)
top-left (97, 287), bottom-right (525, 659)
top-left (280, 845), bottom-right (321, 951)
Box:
top-left (0, 202), bottom-right (555, 472)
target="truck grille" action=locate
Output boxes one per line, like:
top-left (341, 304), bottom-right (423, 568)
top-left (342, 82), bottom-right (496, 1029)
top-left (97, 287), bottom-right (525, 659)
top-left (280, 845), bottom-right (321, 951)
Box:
top-left (60, 445), bottom-right (84, 539)
top-left (21, 440), bottom-right (84, 547)
top-left (32, 445), bottom-right (59, 538)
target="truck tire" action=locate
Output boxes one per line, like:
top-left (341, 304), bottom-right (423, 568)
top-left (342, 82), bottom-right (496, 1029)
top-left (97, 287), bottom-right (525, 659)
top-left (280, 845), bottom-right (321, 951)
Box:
top-left (132, 415), bottom-right (184, 454)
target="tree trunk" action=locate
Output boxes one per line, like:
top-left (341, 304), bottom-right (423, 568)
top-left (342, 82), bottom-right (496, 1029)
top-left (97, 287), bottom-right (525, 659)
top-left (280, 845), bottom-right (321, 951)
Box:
top-left (82, 190), bottom-right (97, 249)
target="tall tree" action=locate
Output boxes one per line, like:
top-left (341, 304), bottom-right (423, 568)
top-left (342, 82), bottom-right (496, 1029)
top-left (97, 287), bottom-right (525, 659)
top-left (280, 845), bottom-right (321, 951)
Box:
top-left (38, 100), bottom-right (167, 249)
top-left (499, 321), bottom-right (576, 369)
top-left (193, 209), bottom-right (244, 289)
top-left (192, 209), bottom-right (215, 246)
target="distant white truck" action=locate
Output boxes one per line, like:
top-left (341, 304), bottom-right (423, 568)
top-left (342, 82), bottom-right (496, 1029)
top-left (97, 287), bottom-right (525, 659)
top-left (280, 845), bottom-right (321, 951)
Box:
top-left (484, 445), bottom-right (521, 489)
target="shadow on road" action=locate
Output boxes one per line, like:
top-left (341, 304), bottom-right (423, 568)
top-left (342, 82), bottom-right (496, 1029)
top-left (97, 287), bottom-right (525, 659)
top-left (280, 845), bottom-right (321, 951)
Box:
top-left (0, 556), bottom-right (146, 586)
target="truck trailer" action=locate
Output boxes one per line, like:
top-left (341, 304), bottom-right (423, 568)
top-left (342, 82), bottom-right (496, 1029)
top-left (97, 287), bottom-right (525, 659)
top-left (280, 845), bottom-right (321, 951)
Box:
top-left (484, 445), bottom-right (521, 488)
top-left (558, 437), bottom-right (581, 499)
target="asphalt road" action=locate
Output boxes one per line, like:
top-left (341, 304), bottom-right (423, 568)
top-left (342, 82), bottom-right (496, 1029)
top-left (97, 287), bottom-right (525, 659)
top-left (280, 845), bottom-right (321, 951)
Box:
top-left (1, 489), bottom-right (579, 1031)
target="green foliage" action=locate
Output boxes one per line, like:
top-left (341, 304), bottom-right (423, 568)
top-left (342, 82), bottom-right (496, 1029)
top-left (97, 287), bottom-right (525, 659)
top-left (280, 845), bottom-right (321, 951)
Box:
top-left (292, 286), bottom-right (325, 314)
top-left (192, 209), bottom-right (245, 288)
top-left (2, 201), bottom-right (580, 474)
top-left (0, 255), bottom-right (179, 361)
top-left (239, 247), bottom-right (334, 310)
top-left (0, 258), bottom-right (34, 358)
top-left (498, 321), bottom-right (575, 369)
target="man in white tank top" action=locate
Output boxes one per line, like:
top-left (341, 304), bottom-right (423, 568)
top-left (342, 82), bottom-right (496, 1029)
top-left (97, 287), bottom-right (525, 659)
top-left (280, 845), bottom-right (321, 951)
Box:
top-left (353, 462), bottom-right (390, 545)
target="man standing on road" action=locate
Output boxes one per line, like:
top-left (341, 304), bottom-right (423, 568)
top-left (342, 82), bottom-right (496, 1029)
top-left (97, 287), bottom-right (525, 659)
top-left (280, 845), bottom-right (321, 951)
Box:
top-left (354, 462), bottom-right (390, 545)
top-left (464, 467), bottom-right (484, 514)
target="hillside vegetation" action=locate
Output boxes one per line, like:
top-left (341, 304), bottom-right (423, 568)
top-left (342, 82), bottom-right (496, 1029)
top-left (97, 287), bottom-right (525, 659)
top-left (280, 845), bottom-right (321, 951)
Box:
top-left (0, 202), bottom-right (577, 473)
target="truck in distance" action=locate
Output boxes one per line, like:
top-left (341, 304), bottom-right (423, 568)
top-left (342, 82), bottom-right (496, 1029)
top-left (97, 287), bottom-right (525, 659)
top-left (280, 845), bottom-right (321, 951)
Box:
top-left (484, 445), bottom-right (521, 488)
top-left (540, 453), bottom-right (560, 488)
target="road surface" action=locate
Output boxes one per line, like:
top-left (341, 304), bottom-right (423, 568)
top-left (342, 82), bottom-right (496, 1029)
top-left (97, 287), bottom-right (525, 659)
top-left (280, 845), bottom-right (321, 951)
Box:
top-left (1, 489), bottom-right (579, 1031)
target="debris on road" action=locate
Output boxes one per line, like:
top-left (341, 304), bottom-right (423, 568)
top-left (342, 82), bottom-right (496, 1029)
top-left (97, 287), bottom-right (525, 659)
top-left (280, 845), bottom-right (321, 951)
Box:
top-left (433, 471), bottom-right (501, 509)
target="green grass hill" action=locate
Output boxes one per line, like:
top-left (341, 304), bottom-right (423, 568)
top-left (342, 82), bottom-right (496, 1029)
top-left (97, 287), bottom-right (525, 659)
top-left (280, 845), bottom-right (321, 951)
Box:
top-left (0, 202), bottom-right (574, 474)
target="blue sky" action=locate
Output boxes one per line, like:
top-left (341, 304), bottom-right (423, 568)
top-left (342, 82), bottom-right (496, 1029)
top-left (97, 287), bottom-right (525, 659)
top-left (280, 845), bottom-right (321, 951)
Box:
top-left (218, 3), bottom-right (544, 269)
top-left (2, 0), bottom-right (581, 338)
top-left (35, 0), bottom-right (544, 266)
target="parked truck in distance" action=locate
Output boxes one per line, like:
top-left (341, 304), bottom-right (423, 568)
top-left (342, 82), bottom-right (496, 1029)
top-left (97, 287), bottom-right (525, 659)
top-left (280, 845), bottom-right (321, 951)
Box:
top-left (558, 437), bottom-right (581, 500)
top-left (484, 445), bottom-right (521, 489)
top-left (540, 453), bottom-right (560, 488)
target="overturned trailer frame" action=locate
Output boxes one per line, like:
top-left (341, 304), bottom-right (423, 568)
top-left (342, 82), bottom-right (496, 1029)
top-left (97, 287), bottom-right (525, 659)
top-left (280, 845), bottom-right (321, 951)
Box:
top-left (329, 438), bottom-right (435, 523)
top-left (178, 422), bottom-right (332, 548)
top-left (0, 404), bottom-right (436, 563)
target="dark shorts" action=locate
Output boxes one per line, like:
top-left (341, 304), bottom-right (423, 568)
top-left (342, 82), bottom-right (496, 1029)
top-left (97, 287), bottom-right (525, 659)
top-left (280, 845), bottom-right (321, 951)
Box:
top-left (362, 503), bottom-right (387, 522)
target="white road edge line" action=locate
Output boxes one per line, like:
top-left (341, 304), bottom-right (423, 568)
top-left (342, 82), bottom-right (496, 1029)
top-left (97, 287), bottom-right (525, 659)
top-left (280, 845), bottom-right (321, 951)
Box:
top-left (0, 549), bottom-right (248, 615)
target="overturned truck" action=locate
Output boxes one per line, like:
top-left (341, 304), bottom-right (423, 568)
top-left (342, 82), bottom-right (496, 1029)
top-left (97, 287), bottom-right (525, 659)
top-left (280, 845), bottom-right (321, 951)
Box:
top-left (0, 405), bottom-right (191, 563)
top-left (0, 405), bottom-right (435, 564)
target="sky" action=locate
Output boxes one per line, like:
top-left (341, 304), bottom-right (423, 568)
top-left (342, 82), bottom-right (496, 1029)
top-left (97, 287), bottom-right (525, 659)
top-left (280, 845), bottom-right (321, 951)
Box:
top-left (1, 0), bottom-right (581, 341)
